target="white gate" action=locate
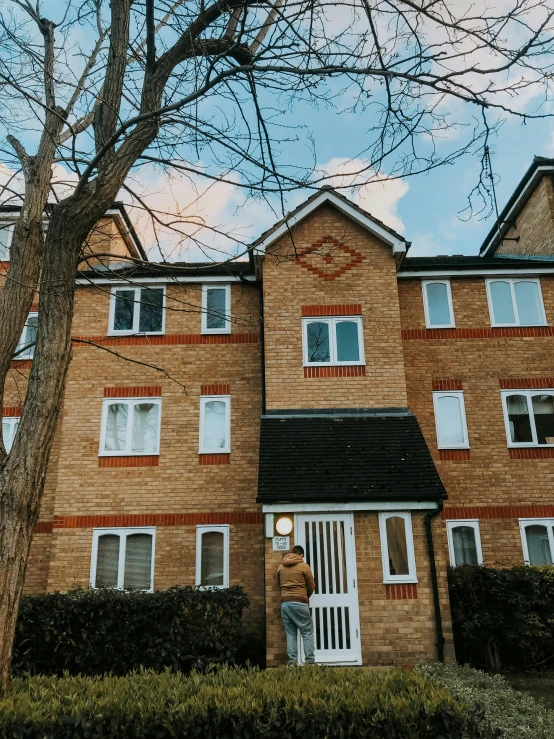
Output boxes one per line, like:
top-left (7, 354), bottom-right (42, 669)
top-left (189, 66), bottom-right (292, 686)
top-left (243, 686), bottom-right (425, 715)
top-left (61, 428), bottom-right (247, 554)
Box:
top-left (295, 513), bottom-right (362, 664)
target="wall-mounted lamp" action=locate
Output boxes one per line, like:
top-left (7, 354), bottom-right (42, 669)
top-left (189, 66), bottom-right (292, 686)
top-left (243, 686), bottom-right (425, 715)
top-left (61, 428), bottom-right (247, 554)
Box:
top-left (275, 516), bottom-right (293, 536)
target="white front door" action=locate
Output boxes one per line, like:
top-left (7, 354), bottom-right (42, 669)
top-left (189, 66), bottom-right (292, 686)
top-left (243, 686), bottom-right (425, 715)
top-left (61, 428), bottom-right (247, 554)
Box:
top-left (295, 513), bottom-right (362, 664)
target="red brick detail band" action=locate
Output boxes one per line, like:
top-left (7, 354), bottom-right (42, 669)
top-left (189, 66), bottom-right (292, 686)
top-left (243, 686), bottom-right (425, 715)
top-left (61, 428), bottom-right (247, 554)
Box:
top-left (11, 360), bottom-right (31, 369)
top-left (30, 303), bottom-right (39, 312)
top-left (73, 334), bottom-right (259, 346)
top-left (304, 365), bottom-right (366, 378)
top-left (199, 453), bottom-right (231, 465)
top-left (509, 448), bottom-right (554, 459)
top-left (98, 456), bottom-right (159, 467)
top-left (403, 327), bottom-right (554, 340)
top-left (499, 378), bottom-right (554, 389)
top-left (200, 384), bottom-right (230, 395)
top-left (439, 449), bottom-right (471, 461)
top-left (34, 521), bottom-right (54, 534)
top-left (3, 406), bottom-right (22, 417)
top-left (432, 379), bottom-right (463, 391)
top-left (301, 305), bottom-right (362, 317)
top-left (0, 261), bottom-right (9, 271)
top-left (442, 505), bottom-right (554, 520)
top-left (385, 584), bottom-right (418, 600)
top-left (51, 512), bottom-right (263, 529)
top-left (104, 386), bottom-right (162, 398)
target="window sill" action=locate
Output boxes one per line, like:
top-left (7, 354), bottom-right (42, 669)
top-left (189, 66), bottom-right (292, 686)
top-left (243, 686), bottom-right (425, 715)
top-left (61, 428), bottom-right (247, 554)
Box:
top-left (382, 576), bottom-right (418, 586)
top-left (304, 365), bottom-right (366, 378)
top-left (425, 325), bottom-right (456, 330)
top-left (107, 331), bottom-right (165, 337)
top-left (490, 323), bottom-right (548, 329)
top-left (98, 456), bottom-right (159, 467)
top-left (200, 330), bottom-right (232, 336)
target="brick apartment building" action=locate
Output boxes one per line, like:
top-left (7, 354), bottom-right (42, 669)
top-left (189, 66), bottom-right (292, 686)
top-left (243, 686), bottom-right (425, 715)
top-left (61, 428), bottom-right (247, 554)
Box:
top-left (3, 156), bottom-right (554, 667)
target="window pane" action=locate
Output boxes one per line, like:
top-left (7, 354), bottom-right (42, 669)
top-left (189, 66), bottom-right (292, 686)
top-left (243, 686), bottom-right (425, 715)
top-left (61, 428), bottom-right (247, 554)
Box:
top-left (436, 395), bottom-right (465, 446)
top-left (506, 394), bottom-right (532, 443)
top-left (0, 225), bottom-right (11, 261)
top-left (96, 534), bottom-right (120, 588)
top-left (203, 400), bottom-right (227, 450)
top-left (426, 283), bottom-right (451, 326)
top-left (206, 288), bottom-right (227, 329)
top-left (17, 315), bottom-right (38, 358)
top-left (113, 290), bottom-right (135, 331)
top-left (307, 321), bottom-right (330, 363)
top-left (385, 517), bottom-right (409, 576)
top-left (201, 531), bottom-right (224, 586)
top-left (525, 525), bottom-right (553, 565)
top-left (452, 526), bottom-right (478, 566)
top-left (3, 419), bottom-right (19, 453)
top-left (532, 394), bottom-right (554, 445)
top-left (105, 403), bottom-right (129, 451)
top-left (124, 533), bottom-right (153, 589)
top-left (131, 403), bottom-right (159, 453)
top-left (490, 281), bottom-right (515, 324)
top-left (138, 288), bottom-right (164, 333)
top-left (514, 282), bottom-right (542, 326)
top-left (336, 321), bottom-right (360, 362)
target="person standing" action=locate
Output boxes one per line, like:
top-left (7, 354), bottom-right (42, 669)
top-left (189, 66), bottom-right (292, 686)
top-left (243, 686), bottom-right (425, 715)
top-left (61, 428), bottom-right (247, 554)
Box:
top-left (277, 545), bottom-right (316, 665)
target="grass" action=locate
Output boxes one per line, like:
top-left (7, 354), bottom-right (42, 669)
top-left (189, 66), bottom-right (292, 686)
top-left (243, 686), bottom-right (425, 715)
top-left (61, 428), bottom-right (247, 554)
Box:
top-left (503, 671), bottom-right (554, 710)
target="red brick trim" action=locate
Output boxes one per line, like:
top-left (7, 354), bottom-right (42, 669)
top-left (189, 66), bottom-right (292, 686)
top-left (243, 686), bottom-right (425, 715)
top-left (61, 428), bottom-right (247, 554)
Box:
top-left (439, 449), bottom-right (471, 461)
top-left (34, 521), bottom-right (54, 534)
top-left (509, 448), bottom-right (554, 459)
top-left (499, 378), bottom-right (554, 389)
top-left (296, 237), bottom-right (366, 281)
top-left (304, 365), bottom-right (366, 378)
top-left (98, 456), bottom-right (159, 467)
top-left (403, 327), bottom-right (554, 340)
top-left (51, 512), bottom-right (263, 529)
top-left (30, 303), bottom-right (39, 312)
top-left (201, 384), bottom-right (230, 395)
top-left (385, 584), bottom-right (418, 600)
top-left (3, 406), bottom-right (22, 417)
top-left (104, 386), bottom-right (162, 398)
top-left (442, 505), bottom-right (554, 520)
top-left (11, 360), bottom-right (31, 369)
top-left (0, 261), bottom-right (9, 271)
top-left (432, 379), bottom-right (463, 391)
top-left (301, 304), bottom-right (362, 317)
top-left (199, 453), bottom-right (231, 465)
top-left (73, 334), bottom-right (259, 346)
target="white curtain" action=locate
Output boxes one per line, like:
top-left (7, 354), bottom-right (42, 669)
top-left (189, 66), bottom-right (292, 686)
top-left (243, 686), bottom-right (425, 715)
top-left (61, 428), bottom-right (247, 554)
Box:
top-left (105, 403), bottom-right (128, 451)
top-left (123, 533), bottom-right (153, 589)
top-left (131, 403), bottom-right (159, 453)
top-left (452, 526), bottom-right (478, 566)
top-left (436, 395), bottom-right (464, 446)
top-left (385, 517), bottom-right (409, 576)
top-left (525, 525), bottom-right (553, 565)
top-left (201, 531), bottom-right (224, 586)
top-left (203, 401), bottom-right (226, 450)
top-left (96, 534), bottom-right (120, 588)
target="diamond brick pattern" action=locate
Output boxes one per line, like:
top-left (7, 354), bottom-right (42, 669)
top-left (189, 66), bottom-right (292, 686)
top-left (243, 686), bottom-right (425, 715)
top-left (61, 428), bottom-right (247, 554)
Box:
top-left (296, 236), bottom-right (365, 280)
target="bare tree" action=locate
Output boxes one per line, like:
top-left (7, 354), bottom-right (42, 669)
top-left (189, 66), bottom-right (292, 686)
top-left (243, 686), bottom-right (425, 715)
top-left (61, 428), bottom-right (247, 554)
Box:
top-left (0, 0), bottom-right (553, 687)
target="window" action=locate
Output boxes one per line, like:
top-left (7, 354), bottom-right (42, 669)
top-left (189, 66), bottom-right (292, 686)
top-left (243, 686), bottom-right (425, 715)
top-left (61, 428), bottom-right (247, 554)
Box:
top-left (302, 316), bottom-right (365, 366)
top-left (99, 397), bottom-right (162, 456)
top-left (196, 525), bottom-right (229, 587)
top-left (378, 512), bottom-right (417, 583)
top-left (432, 391), bottom-right (470, 449)
top-left (486, 279), bottom-right (546, 327)
top-left (15, 313), bottom-right (38, 359)
top-left (2, 417), bottom-right (19, 453)
top-left (201, 285), bottom-right (231, 334)
top-left (501, 390), bottom-right (554, 447)
top-left (109, 287), bottom-right (165, 335)
top-left (422, 280), bottom-right (455, 328)
top-left (199, 396), bottom-right (230, 453)
top-left (519, 519), bottom-right (554, 565)
top-left (0, 222), bottom-right (13, 261)
top-left (91, 528), bottom-right (155, 590)
top-left (446, 520), bottom-right (483, 566)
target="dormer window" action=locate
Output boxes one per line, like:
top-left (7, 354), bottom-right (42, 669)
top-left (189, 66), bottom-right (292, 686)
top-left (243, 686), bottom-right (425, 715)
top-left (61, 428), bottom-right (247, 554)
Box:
top-left (302, 316), bottom-right (365, 366)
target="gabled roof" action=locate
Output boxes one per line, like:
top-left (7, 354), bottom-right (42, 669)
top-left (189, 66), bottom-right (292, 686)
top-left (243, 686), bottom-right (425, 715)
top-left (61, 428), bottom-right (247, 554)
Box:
top-left (398, 253), bottom-right (554, 277)
top-left (251, 187), bottom-right (409, 262)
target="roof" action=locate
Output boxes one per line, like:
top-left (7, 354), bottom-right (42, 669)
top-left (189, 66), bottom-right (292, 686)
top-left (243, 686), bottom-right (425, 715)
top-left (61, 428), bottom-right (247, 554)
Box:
top-left (257, 409), bottom-right (447, 504)
top-left (398, 254), bottom-right (554, 276)
top-left (77, 259), bottom-right (255, 284)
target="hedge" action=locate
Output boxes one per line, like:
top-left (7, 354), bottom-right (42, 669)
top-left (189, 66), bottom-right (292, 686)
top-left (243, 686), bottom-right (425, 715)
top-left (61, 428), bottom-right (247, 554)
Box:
top-left (12, 586), bottom-right (252, 677)
top-left (0, 666), bottom-right (479, 738)
top-left (447, 564), bottom-right (554, 670)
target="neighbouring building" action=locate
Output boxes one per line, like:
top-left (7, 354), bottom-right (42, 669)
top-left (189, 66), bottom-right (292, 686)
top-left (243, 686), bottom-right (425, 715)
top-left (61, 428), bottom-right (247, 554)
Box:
top-left (3, 156), bottom-right (554, 667)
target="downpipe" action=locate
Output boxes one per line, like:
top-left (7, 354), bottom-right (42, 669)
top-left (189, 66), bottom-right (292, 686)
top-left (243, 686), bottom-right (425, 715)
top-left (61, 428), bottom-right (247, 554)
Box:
top-left (424, 499), bottom-right (445, 662)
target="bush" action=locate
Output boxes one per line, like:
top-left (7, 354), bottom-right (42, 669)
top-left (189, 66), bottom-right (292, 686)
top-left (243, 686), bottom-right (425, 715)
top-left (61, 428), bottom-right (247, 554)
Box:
top-left (418, 662), bottom-right (554, 739)
top-left (0, 666), bottom-right (478, 738)
top-left (447, 565), bottom-right (554, 670)
top-left (12, 586), bottom-right (249, 677)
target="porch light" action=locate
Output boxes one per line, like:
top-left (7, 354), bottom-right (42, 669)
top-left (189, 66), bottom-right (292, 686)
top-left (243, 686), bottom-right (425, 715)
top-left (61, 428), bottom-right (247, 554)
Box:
top-left (275, 516), bottom-right (293, 536)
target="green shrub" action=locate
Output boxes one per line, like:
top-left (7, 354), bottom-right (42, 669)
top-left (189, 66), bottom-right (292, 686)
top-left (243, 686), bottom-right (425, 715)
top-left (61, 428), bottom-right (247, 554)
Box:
top-left (418, 662), bottom-right (554, 739)
top-left (0, 666), bottom-right (478, 738)
top-left (447, 564), bottom-right (554, 670)
top-left (12, 586), bottom-right (250, 677)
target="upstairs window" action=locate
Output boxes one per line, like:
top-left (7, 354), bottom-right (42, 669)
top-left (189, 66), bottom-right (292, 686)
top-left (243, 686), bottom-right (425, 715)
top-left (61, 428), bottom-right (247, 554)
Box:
top-left (446, 520), bottom-right (483, 566)
top-left (302, 316), bottom-right (365, 366)
top-left (432, 391), bottom-right (469, 449)
top-left (199, 396), bottom-right (230, 453)
top-left (378, 512), bottom-right (417, 584)
top-left (519, 519), bottom-right (554, 566)
top-left (501, 390), bottom-right (554, 447)
top-left (2, 417), bottom-right (19, 453)
top-left (486, 279), bottom-right (546, 327)
top-left (91, 528), bottom-right (155, 590)
top-left (15, 313), bottom-right (38, 360)
top-left (0, 222), bottom-right (13, 261)
top-left (202, 285), bottom-right (231, 334)
top-left (109, 287), bottom-right (165, 335)
top-left (99, 397), bottom-right (161, 456)
top-left (196, 525), bottom-right (229, 587)
top-left (422, 280), bottom-right (455, 328)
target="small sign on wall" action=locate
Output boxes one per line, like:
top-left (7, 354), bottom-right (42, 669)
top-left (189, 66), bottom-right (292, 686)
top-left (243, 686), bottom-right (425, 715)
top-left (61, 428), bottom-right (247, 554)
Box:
top-left (272, 536), bottom-right (290, 551)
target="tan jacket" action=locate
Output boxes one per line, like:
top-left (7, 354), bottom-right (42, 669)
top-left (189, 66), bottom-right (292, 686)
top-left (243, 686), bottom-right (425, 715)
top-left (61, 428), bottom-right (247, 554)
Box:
top-left (277, 553), bottom-right (316, 604)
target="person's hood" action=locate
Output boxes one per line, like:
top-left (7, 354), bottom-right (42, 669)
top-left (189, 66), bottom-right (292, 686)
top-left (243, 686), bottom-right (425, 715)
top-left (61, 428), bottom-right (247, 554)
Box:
top-left (282, 553), bottom-right (304, 567)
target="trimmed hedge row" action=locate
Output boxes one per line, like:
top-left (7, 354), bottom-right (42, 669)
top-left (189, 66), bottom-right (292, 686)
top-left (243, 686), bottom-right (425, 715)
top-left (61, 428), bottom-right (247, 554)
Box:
top-left (0, 666), bottom-right (478, 738)
top-left (12, 586), bottom-right (252, 677)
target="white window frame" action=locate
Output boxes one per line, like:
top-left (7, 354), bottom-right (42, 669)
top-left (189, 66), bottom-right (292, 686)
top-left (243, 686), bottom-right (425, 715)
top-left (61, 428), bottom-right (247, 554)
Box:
top-left (519, 518), bottom-right (554, 565)
top-left (432, 391), bottom-right (470, 449)
top-left (302, 316), bottom-right (365, 367)
top-left (16, 312), bottom-right (38, 359)
top-left (199, 395), bottom-right (231, 454)
top-left (98, 397), bottom-right (162, 456)
top-left (501, 389), bottom-right (554, 447)
top-left (485, 278), bottom-right (547, 327)
top-left (2, 416), bottom-right (20, 453)
top-left (108, 286), bottom-right (166, 336)
top-left (195, 525), bottom-right (229, 588)
top-left (378, 511), bottom-right (418, 584)
top-left (201, 284), bottom-right (231, 334)
top-left (0, 222), bottom-right (14, 261)
top-left (422, 279), bottom-right (455, 329)
top-left (446, 520), bottom-right (483, 566)
top-left (90, 527), bottom-right (156, 591)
